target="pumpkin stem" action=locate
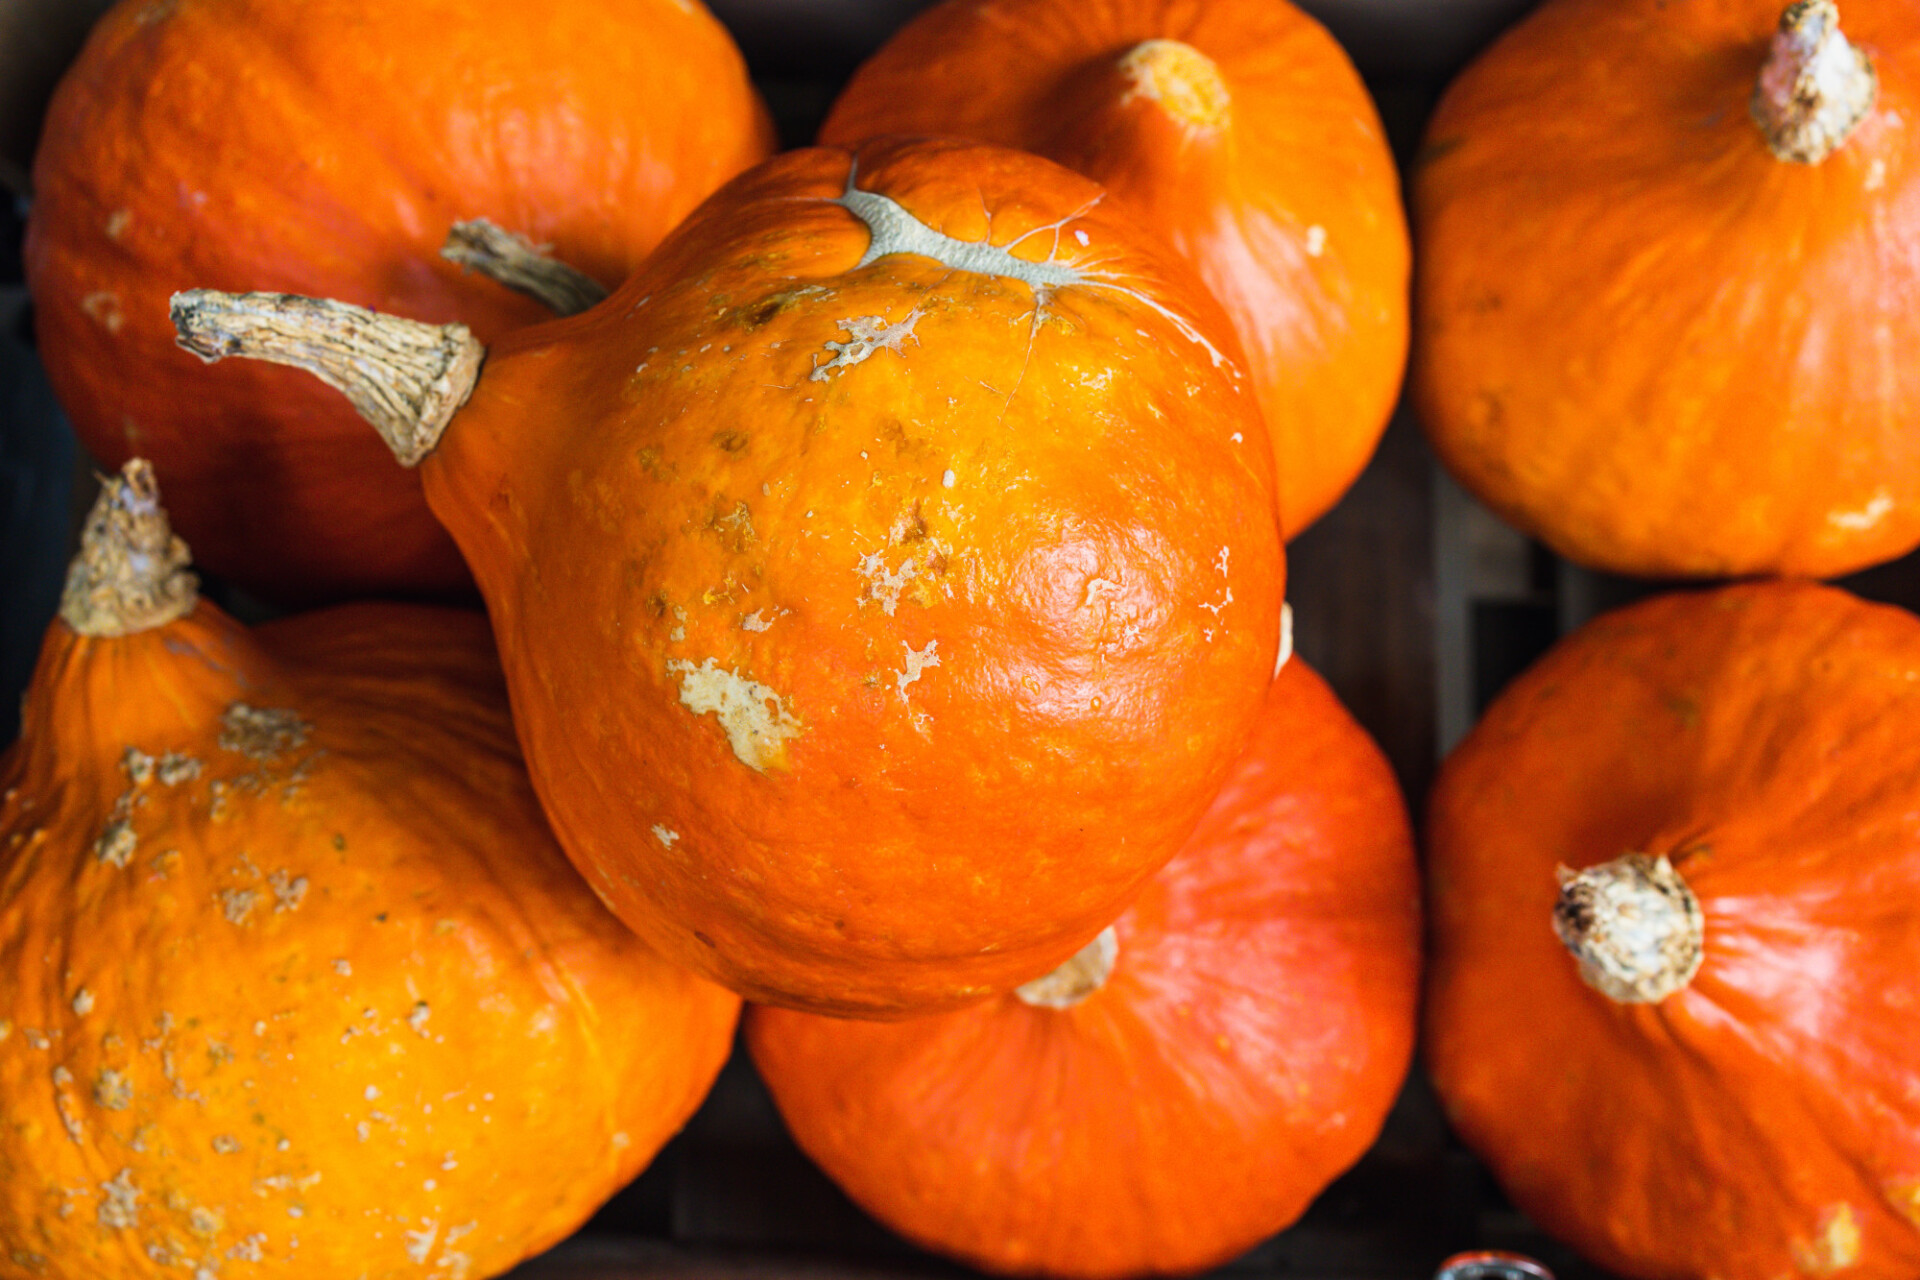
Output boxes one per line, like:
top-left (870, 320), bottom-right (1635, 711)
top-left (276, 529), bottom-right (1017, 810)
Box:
top-left (169, 290), bottom-right (485, 466)
top-left (1014, 926), bottom-right (1118, 1009)
top-left (60, 458), bottom-right (198, 637)
top-left (1751, 0), bottom-right (1876, 164)
top-left (441, 219), bottom-right (609, 318)
top-left (1552, 853), bottom-right (1703, 1003)
top-left (1114, 40), bottom-right (1231, 132)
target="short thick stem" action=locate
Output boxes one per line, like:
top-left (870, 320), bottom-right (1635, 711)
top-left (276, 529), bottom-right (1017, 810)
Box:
top-left (442, 219), bottom-right (608, 318)
top-left (60, 459), bottom-right (197, 637)
top-left (1117, 40), bottom-right (1231, 132)
top-left (1553, 853), bottom-right (1703, 1004)
top-left (170, 290), bottom-right (485, 466)
top-left (1039, 39), bottom-right (1231, 204)
top-left (1015, 926), bottom-right (1118, 1009)
top-left (1751, 0), bottom-right (1876, 164)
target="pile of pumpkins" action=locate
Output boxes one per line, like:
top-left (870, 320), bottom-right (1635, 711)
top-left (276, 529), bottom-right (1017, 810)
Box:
top-left (3, 0), bottom-right (1919, 1277)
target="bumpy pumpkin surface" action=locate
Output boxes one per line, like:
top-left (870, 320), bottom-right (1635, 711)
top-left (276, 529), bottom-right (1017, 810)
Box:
top-left (0, 464), bottom-right (740, 1280)
top-left (26, 0), bottom-right (772, 604)
top-left (748, 656), bottom-right (1420, 1279)
top-left (821, 0), bottom-right (1409, 538)
top-left (1427, 580), bottom-right (1920, 1280)
top-left (172, 136), bottom-right (1286, 1017)
top-left (1414, 0), bottom-right (1920, 578)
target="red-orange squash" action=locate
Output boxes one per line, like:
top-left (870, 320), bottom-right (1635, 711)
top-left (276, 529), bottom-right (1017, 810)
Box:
top-left (1413, 0), bottom-right (1920, 578)
top-left (26, 0), bottom-right (773, 604)
top-left (819, 0), bottom-right (1410, 538)
top-left (1427, 580), bottom-right (1920, 1280)
top-left (747, 655), bottom-right (1421, 1278)
top-left (171, 136), bottom-right (1287, 1018)
top-left (0, 462), bottom-right (740, 1280)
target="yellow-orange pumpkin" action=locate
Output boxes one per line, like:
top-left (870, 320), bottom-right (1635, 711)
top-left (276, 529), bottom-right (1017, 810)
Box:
top-left (820, 0), bottom-right (1410, 538)
top-left (1413, 0), bottom-right (1920, 578)
top-left (1428, 580), bottom-right (1920, 1280)
top-left (171, 136), bottom-right (1286, 1017)
top-left (26, 0), bottom-right (773, 604)
top-left (748, 655), bottom-right (1421, 1278)
top-left (0, 462), bottom-right (739, 1279)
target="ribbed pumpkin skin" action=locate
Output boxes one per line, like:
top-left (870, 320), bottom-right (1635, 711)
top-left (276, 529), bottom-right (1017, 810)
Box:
top-left (819, 0), bottom-right (1410, 538)
top-left (424, 137), bottom-right (1284, 1017)
top-left (1412, 0), bottom-right (1920, 578)
top-left (0, 601), bottom-right (740, 1280)
top-left (1427, 581), bottom-right (1920, 1280)
top-left (25, 0), bottom-right (773, 604)
top-left (747, 658), bottom-right (1420, 1279)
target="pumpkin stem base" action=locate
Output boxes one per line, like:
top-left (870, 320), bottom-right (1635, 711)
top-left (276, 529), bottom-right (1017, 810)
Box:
top-left (1752, 0), bottom-right (1876, 164)
top-left (60, 459), bottom-right (198, 637)
top-left (1015, 926), bottom-right (1119, 1009)
top-left (1553, 853), bottom-right (1703, 1003)
top-left (442, 219), bottom-right (609, 318)
top-left (169, 290), bottom-right (484, 466)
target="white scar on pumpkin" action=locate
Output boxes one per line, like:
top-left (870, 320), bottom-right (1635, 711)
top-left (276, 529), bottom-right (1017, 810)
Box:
top-left (812, 309), bottom-right (923, 381)
top-left (854, 550), bottom-right (917, 616)
top-left (1829, 491), bottom-right (1893, 531)
top-left (897, 640), bottom-right (940, 698)
top-left (828, 165), bottom-right (1237, 377)
top-left (667, 657), bottom-right (803, 771)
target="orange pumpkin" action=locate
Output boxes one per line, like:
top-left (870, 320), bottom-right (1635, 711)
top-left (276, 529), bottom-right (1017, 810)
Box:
top-left (819, 0), bottom-right (1410, 538)
top-left (26, 0), bottom-right (773, 604)
top-left (0, 462), bottom-right (740, 1280)
top-left (747, 655), bottom-right (1421, 1278)
top-left (1427, 580), bottom-right (1920, 1280)
top-left (171, 136), bottom-right (1286, 1017)
top-left (1413, 0), bottom-right (1920, 578)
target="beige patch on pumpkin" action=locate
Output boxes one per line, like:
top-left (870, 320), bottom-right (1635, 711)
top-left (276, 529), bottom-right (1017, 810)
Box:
top-left (218, 703), bottom-right (311, 759)
top-left (80, 291), bottom-right (125, 335)
top-left (1791, 1203), bottom-right (1861, 1275)
top-left (94, 1068), bottom-right (132, 1112)
top-left (668, 658), bottom-right (803, 771)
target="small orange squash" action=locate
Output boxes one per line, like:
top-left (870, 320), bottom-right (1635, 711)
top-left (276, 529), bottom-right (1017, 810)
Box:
top-left (1414, 0), bottom-right (1920, 578)
top-left (1427, 580), bottom-right (1920, 1280)
top-left (26, 0), bottom-right (773, 604)
top-left (0, 462), bottom-right (740, 1280)
top-left (748, 654), bottom-right (1421, 1279)
top-left (170, 136), bottom-right (1286, 1018)
top-left (819, 0), bottom-right (1410, 538)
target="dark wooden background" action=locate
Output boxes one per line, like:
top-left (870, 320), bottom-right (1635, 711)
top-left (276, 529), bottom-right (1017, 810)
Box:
top-left (11, 1), bottom-right (1919, 1277)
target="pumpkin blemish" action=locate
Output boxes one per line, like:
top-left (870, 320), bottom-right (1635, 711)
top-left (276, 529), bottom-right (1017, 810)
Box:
top-left (667, 658), bottom-right (803, 771)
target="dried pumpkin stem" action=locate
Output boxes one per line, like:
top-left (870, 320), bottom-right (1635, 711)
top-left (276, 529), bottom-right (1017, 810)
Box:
top-left (60, 458), bottom-right (197, 637)
top-left (1751, 0), bottom-right (1876, 164)
top-left (169, 290), bottom-right (484, 466)
top-left (1552, 853), bottom-right (1703, 1003)
top-left (1014, 926), bottom-right (1119, 1009)
top-left (1116, 40), bottom-right (1231, 131)
top-left (441, 219), bottom-right (609, 318)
